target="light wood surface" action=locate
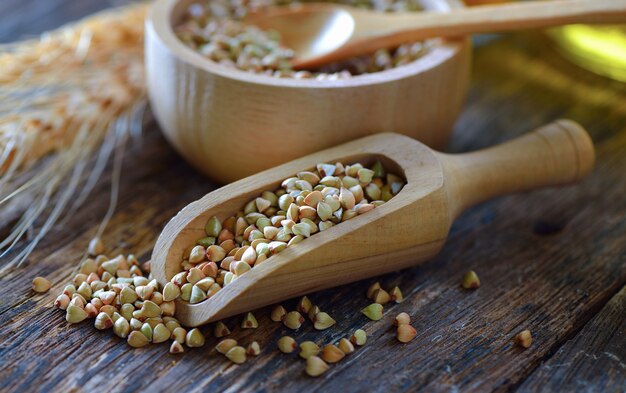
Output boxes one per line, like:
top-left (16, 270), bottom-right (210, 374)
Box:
top-left (247, 0), bottom-right (626, 69)
top-left (145, 0), bottom-right (471, 184)
top-left (151, 119), bottom-right (594, 327)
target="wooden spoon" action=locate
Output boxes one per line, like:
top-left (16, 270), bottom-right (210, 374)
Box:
top-left (151, 120), bottom-right (594, 327)
top-left (244, 0), bottom-right (626, 70)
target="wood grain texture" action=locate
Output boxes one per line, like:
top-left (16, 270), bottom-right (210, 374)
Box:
top-left (154, 121), bottom-right (593, 326)
top-left (0, 2), bottom-right (625, 392)
top-left (518, 285), bottom-right (626, 393)
top-left (146, 0), bottom-right (471, 183)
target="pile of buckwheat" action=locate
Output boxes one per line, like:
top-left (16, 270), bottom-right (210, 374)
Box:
top-left (49, 244), bottom-right (408, 377)
top-left (42, 159), bottom-right (409, 376)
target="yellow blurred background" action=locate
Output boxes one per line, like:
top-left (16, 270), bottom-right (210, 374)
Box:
top-left (465, 0), bottom-right (626, 82)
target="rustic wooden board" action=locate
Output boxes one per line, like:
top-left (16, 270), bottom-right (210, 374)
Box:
top-left (519, 285), bottom-right (626, 392)
top-left (0, 3), bottom-right (625, 392)
top-left (0, 0), bottom-right (136, 44)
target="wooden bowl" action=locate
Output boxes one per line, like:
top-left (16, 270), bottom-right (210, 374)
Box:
top-left (146, 0), bottom-right (471, 183)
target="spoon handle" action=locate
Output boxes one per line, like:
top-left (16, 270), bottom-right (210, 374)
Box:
top-left (349, 0), bottom-right (626, 53)
top-left (439, 119), bottom-right (595, 219)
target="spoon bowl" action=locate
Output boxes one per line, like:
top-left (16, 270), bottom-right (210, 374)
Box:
top-left (151, 120), bottom-right (594, 327)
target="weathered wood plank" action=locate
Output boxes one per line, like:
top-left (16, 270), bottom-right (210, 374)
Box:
top-left (518, 285), bottom-right (626, 393)
top-left (0, 3), bottom-right (625, 393)
top-left (0, 0), bottom-right (134, 43)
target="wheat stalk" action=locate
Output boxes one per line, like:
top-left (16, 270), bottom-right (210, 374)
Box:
top-left (0, 3), bottom-right (149, 267)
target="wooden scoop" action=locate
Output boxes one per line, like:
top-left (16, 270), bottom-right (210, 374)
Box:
top-left (151, 120), bottom-right (594, 327)
top-left (243, 0), bottom-right (626, 69)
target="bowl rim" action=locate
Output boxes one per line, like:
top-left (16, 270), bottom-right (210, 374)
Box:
top-left (147, 0), bottom-right (468, 89)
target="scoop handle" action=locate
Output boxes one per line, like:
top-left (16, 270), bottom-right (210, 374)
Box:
top-left (440, 119), bottom-right (595, 219)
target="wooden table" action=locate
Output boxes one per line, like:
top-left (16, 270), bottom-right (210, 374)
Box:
top-left (1, 2), bottom-right (625, 392)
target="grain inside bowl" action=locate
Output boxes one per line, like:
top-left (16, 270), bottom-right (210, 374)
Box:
top-left (170, 159), bottom-right (406, 306)
top-left (175, 0), bottom-right (430, 78)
